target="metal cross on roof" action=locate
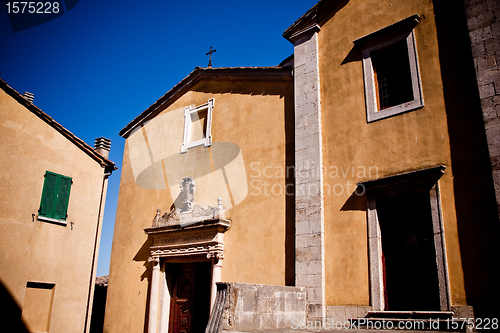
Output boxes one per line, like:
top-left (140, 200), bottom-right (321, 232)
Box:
top-left (206, 46), bottom-right (216, 67)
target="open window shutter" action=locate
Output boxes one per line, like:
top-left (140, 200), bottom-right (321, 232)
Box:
top-left (54, 176), bottom-right (72, 220)
top-left (39, 172), bottom-right (58, 217)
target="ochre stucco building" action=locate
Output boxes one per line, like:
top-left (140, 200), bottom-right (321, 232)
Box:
top-left (105, 1), bottom-right (500, 332)
top-left (0, 79), bottom-right (115, 333)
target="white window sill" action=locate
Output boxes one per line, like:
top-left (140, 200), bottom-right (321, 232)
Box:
top-left (37, 215), bottom-right (67, 226)
top-left (367, 100), bottom-right (424, 122)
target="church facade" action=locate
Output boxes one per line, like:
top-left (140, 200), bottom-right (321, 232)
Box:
top-left (105, 0), bottom-right (499, 332)
top-left (104, 67), bottom-right (296, 332)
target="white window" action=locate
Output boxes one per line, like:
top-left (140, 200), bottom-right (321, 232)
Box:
top-left (181, 98), bottom-right (214, 153)
top-left (355, 15), bottom-right (423, 122)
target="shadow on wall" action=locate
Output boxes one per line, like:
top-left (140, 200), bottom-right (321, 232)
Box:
top-left (134, 238), bottom-right (153, 282)
top-left (0, 279), bottom-right (29, 333)
top-left (433, 0), bottom-right (500, 319)
top-left (341, 45), bottom-right (363, 65)
top-left (133, 238), bottom-right (153, 333)
top-left (341, 190), bottom-right (368, 211)
top-left (285, 78), bottom-right (295, 287)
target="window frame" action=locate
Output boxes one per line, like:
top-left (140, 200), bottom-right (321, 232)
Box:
top-left (180, 98), bottom-right (214, 153)
top-left (355, 15), bottom-right (423, 122)
top-left (38, 171), bottom-right (72, 225)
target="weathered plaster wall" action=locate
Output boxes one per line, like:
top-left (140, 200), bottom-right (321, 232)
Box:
top-left (104, 79), bottom-right (294, 333)
top-left (316, 0), bottom-right (470, 308)
top-left (0, 89), bottom-right (107, 333)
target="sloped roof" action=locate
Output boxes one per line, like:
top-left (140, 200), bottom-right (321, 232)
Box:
top-left (95, 275), bottom-right (109, 287)
top-left (119, 66), bottom-right (293, 138)
top-left (0, 79), bottom-right (116, 171)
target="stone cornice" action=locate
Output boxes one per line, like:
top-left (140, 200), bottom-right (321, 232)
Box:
top-left (287, 24), bottom-right (321, 43)
top-left (144, 218), bottom-right (231, 236)
top-left (282, 0), bottom-right (348, 42)
top-left (357, 165), bottom-right (446, 199)
top-left (145, 218), bottom-right (231, 260)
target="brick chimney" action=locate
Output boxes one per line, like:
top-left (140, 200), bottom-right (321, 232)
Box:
top-left (94, 137), bottom-right (111, 159)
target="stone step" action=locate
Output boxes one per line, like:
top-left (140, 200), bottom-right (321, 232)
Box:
top-left (366, 311), bottom-right (455, 319)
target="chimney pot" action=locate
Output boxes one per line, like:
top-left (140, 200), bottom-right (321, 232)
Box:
top-left (94, 137), bottom-right (111, 159)
top-left (23, 91), bottom-right (34, 103)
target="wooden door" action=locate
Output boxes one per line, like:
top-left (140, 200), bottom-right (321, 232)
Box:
top-left (169, 264), bottom-right (195, 333)
top-left (168, 262), bottom-right (211, 333)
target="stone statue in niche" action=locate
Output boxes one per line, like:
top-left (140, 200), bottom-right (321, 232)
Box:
top-left (180, 176), bottom-right (196, 212)
top-left (152, 176), bottom-right (226, 228)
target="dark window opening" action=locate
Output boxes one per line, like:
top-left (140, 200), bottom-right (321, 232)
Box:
top-left (372, 39), bottom-right (414, 110)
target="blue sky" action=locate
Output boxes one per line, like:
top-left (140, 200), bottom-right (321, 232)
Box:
top-left (0, 0), bottom-right (318, 276)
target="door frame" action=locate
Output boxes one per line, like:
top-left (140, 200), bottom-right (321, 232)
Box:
top-left (359, 166), bottom-right (451, 311)
top-left (144, 217), bottom-right (230, 333)
top-left (157, 257), bottom-right (217, 333)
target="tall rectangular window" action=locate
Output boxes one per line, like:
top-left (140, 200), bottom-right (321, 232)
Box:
top-left (371, 39), bottom-right (414, 110)
top-left (38, 171), bottom-right (72, 223)
top-left (354, 15), bottom-right (423, 122)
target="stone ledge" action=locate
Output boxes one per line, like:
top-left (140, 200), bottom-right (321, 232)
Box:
top-left (215, 282), bottom-right (307, 332)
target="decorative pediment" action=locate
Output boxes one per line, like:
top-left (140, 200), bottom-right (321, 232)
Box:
top-left (145, 218), bottom-right (230, 260)
top-left (144, 176), bottom-right (230, 261)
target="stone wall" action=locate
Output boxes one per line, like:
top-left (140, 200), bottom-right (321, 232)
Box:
top-left (464, 0), bottom-right (500, 217)
top-left (214, 282), bottom-right (306, 332)
top-left (292, 25), bottom-right (326, 321)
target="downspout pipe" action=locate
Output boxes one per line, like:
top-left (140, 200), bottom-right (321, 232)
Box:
top-left (84, 138), bottom-right (113, 333)
top-left (84, 169), bottom-right (111, 333)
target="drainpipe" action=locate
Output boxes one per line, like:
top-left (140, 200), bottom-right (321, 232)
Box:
top-left (84, 138), bottom-right (112, 333)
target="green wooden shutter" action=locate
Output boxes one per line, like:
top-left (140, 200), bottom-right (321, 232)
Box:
top-left (39, 171), bottom-right (72, 220)
top-left (39, 172), bottom-right (58, 217)
top-left (54, 176), bottom-right (72, 220)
